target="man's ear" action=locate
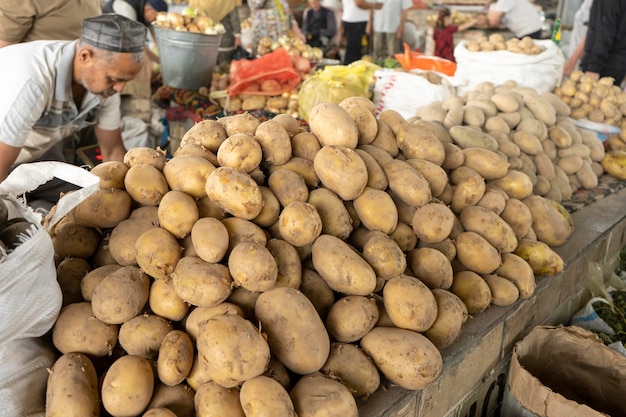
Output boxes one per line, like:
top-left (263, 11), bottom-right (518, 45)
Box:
top-left (78, 47), bottom-right (95, 63)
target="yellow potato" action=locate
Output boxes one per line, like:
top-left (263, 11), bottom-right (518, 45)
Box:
top-left (313, 145), bottom-right (368, 201)
top-left (254, 120), bottom-right (293, 165)
top-left (229, 241), bottom-right (278, 292)
top-left (266, 238), bottom-right (302, 289)
top-left (70, 188), bottom-right (132, 229)
top-left (191, 217), bottom-right (229, 263)
top-left (206, 167), bottom-right (263, 220)
top-left (124, 164), bottom-right (169, 206)
top-left (407, 247), bottom-right (453, 289)
top-left (459, 205), bottom-right (518, 253)
top-left (352, 187), bottom-right (398, 234)
top-left (320, 342), bottom-right (380, 398)
top-left (194, 382), bottom-right (244, 417)
top-left (383, 274), bottom-right (438, 332)
top-left (172, 256), bottom-right (233, 307)
top-left (240, 376), bottom-right (297, 417)
top-left (46, 353), bottom-right (99, 417)
top-left (157, 330), bottom-right (194, 386)
top-left (90, 160), bottom-right (129, 189)
top-left (325, 295), bottom-right (379, 343)
top-left (91, 265), bottom-right (150, 324)
top-left (411, 202), bottom-right (455, 243)
top-left (157, 190), bottom-right (199, 239)
top-left (149, 277), bottom-right (189, 321)
top-left (135, 227), bottom-right (182, 279)
top-left (124, 146), bottom-right (167, 170)
top-left (513, 239), bottom-right (565, 276)
top-left (307, 188), bottom-right (354, 239)
top-left (425, 289), bottom-right (467, 348)
top-left (360, 327), bottom-right (443, 390)
top-left (362, 234), bottom-right (406, 280)
top-left (395, 123), bottom-right (446, 165)
top-left (181, 119), bottom-right (228, 151)
top-left (308, 102), bottom-right (359, 148)
top-left (118, 314), bottom-right (173, 358)
top-left (455, 231), bottom-right (501, 274)
top-left (162, 155), bottom-right (216, 198)
top-left (450, 270), bottom-right (492, 314)
top-left (101, 355), bottom-right (154, 417)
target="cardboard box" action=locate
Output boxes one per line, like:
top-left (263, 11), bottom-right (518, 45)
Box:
top-left (502, 325), bottom-right (626, 417)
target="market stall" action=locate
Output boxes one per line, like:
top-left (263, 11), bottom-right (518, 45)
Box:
top-left (3, 4), bottom-right (626, 417)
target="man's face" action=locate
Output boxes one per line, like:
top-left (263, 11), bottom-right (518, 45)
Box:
top-left (79, 49), bottom-right (144, 98)
top-left (308, 0), bottom-right (321, 10)
top-left (144, 5), bottom-right (158, 24)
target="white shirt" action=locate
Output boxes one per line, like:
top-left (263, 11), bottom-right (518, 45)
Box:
top-left (567, 0), bottom-right (593, 58)
top-left (0, 40), bottom-right (121, 164)
top-left (373, 0), bottom-right (413, 33)
top-left (341, 0), bottom-right (369, 23)
top-left (489, 0), bottom-right (543, 38)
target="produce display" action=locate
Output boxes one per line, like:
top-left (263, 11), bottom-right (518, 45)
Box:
top-left (153, 11), bottom-right (226, 35)
top-left (39, 79), bottom-right (594, 415)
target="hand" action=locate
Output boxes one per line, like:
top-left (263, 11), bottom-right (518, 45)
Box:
top-left (585, 71), bottom-right (600, 81)
top-left (234, 36), bottom-right (242, 49)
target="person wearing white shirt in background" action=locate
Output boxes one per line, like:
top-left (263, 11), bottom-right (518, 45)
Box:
top-left (563, 0), bottom-right (593, 76)
top-left (341, 0), bottom-right (383, 64)
top-left (486, 0), bottom-right (544, 39)
top-left (370, 0), bottom-right (413, 61)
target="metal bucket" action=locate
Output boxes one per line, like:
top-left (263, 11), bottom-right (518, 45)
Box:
top-left (154, 26), bottom-right (223, 91)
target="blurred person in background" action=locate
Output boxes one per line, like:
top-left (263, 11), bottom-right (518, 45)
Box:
top-left (189, 0), bottom-right (243, 72)
top-left (433, 7), bottom-right (477, 62)
top-left (563, 0), bottom-right (593, 76)
top-left (579, 0), bottom-right (626, 85)
top-left (0, 15), bottom-right (146, 209)
top-left (369, 0), bottom-right (413, 61)
top-left (301, 0), bottom-right (337, 53)
top-left (341, 0), bottom-right (383, 64)
top-left (248, 0), bottom-right (305, 55)
top-left (485, 0), bottom-right (543, 39)
top-left (0, 0), bottom-right (102, 47)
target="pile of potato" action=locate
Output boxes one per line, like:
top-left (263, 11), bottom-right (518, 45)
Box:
top-left (0, 198), bottom-right (38, 259)
top-left (415, 79), bottom-right (606, 202)
top-left (255, 34), bottom-right (324, 62)
top-left (554, 71), bottom-right (626, 126)
top-left (44, 87), bottom-right (580, 416)
top-left (153, 11), bottom-right (226, 35)
top-left (464, 34), bottom-right (544, 55)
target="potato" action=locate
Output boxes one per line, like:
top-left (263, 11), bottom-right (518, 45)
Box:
top-left (352, 187), bottom-right (398, 234)
top-left (290, 373), bottom-right (358, 417)
top-left (46, 353), bottom-right (99, 417)
top-left (488, 169), bottom-right (534, 199)
top-left (157, 330), bottom-right (194, 386)
top-left (218, 112), bottom-right (260, 137)
top-left (107, 219), bottom-right (155, 266)
top-left (325, 295), bottom-right (378, 343)
top-left (90, 160), bottom-right (129, 189)
top-left (275, 201), bottom-right (322, 247)
top-left (369, 119), bottom-right (398, 155)
top-left (157, 190), bottom-right (199, 239)
top-left (483, 274), bottom-right (520, 306)
top-left (424, 289), bottom-right (467, 349)
top-left (147, 383), bottom-right (195, 417)
top-left (407, 247), bottom-right (453, 289)
top-left (255, 287), bottom-right (330, 374)
top-left (80, 264), bottom-right (123, 301)
top-left (384, 159), bottom-right (432, 207)
top-left (460, 205), bottom-right (517, 253)
top-left (601, 150), bottom-right (626, 179)
top-left (389, 221), bottom-right (418, 252)
top-left (312, 234), bottom-right (376, 296)
top-left (267, 238), bottom-right (302, 289)
top-left (52, 302), bottom-right (118, 357)
top-left (149, 277), bottom-right (189, 321)
top-left (307, 188), bottom-right (353, 240)
top-left (240, 376), bottom-right (297, 417)
top-left (299, 268), bottom-right (336, 320)
top-left (523, 195), bottom-right (573, 247)
top-left (411, 202), bottom-right (455, 243)
top-left (451, 174), bottom-right (486, 214)
top-left (194, 382), bottom-right (244, 417)
top-left (135, 227), bottom-right (182, 279)
top-left (291, 132), bottom-right (321, 161)
top-left (345, 104), bottom-right (379, 145)
top-left (308, 102), bottom-right (359, 148)
top-left (172, 256), bottom-right (233, 307)
top-left (191, 217), bottom-right (229, 263)
top-left (495, 253), bottom-right (536, 298)
top-left (118, 314), bottom-right (173, 358)
top-left (378, 109), bottom-right (407, 135)
top-left (523, 94), bottom-right (557, 126)
top-left (314, 146), bottom-right (368, 201)
top-left (143, 408), bottom-right (178, 417)
top-left (362, 234), bottom-right (406, 280)
top-left (268, 168), bottom-right (309, 206)
top-left (442, 142), bottom-right (466, 169)
top-left (477, 185), bottom-right (508, 214)
top-left (449, 125), bottom-right (498, 151)
top-left (206, 167), bottom-right (263, 220)
top-left (69, 187), bottom-right (132, 229)
top-left (383, 274), bottom-right (438, 332)
top-left (124, 164), bottom-right (169, 206)
top-left (499, 197), bottom-right (533, 240)
top-left (197, 314), bottom-right (270, 388)
top-left (360, 327), bottom-right (443, 390)
top-left (513, 239), bottom-right (565, 276)
top-left (320, 342), bottom-right (380, 397)
top-left (450, 270), bottom-right (492, 314)
top-left (395, 123), bottom-right (446, 165)
top-left (354, 148), bottom-right (388, 190)
top-left (163, 155), bottom-right (216, 198)
top-left (455, 231), bottom-right (501, 274)
top-left (268, 156), bottom-right (319, 189)
top-left (222, 217), bottom-right (267, 251)
top-left (124, 147), bottom-right (167, 170)
top-left (184, 303), bottom-right (243, 342)
top-left (54, 257), bottom-right (90, 306)
top-left (50, 218), bottom-right (101, 259)
top-left (462, 148), bottom-right (510, 180)
top-left (101, 355), bottom-right (154, 417)
top-left (405, 158), bottom-right (448, 197)
top-left (254, 120), bottom-right (292, 165)
top-left (173, 143), bottom-right (219, 165)
top-left (229, 241), bottom-right (278, 292)
top-left (491, 92), bottom-right (520, 112)
top-left (90, 265), bottom-right (150, 324)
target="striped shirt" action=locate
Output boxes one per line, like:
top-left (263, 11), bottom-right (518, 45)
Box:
top-left (0, 40), bottom-right (120, 164)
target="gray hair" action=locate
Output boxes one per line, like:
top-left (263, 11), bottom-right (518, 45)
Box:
top-left (78, 39), bottom-right (144, 64)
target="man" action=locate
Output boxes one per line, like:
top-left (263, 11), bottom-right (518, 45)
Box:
top-left (580, 0), bottom-right (626, 85)
top-left (341, 0), bottom-right (383, 65)
top-left (370, 0), bottom-right (413, 61)
top-left (302, 0), bottom-right (337, 52)
top-left (0, 14), bottom-right (146, 206)
top-left (486, 0), bottom-right (544, 39)
top-left (0, 0), bottom-right (102, 48)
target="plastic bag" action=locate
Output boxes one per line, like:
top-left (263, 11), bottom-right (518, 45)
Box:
top-left (297, 60), bottom-right (380, 121)
top-left (227, 48), bottom-right (302, 97)
top-left (373, 68), bottom-right (455, 120)
top-left (0, 162), bottom-right (100, 417)
top-left (394, 43), bottom-right (457, 76)
top-left (453, 39), bottom-right (565, 95)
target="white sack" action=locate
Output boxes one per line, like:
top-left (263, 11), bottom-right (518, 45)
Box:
top-left (452, 39), bottom-right (565, 95)
top-left (373, 68), bottom-right (455, 120)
